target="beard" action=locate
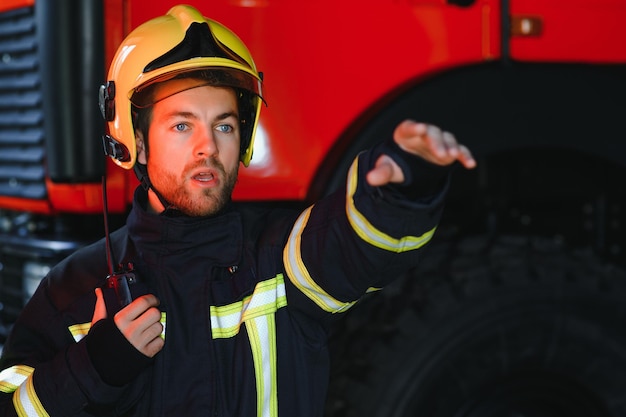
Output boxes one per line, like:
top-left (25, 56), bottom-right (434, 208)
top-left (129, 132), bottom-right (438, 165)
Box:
top-left (148, 157), bottom-right (239, 217)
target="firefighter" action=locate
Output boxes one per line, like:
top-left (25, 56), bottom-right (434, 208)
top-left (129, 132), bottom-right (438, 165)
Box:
top-left (0, 4), bottom-right (475, 416)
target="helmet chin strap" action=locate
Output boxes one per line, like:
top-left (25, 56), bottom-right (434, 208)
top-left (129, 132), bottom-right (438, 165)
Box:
top-left (133, 163), bottom-right (175, 213)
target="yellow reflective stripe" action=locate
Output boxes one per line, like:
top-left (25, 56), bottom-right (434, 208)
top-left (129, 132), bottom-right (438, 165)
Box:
top-left (247, 315), bottom-right (278, 417)
top-left (0, 365), bottom-right (33, 394)
top-left (210, 275), bottom-right (287, 339)
top-left (14, 373), bottom-right (49, 417)
top-left (209, 276), bottom-right (284, 417)
top-left (68, 313), bottom-right (166, 344)
top-left (283, 207), bottom-right (356, 314)
top-left (68, 323), bottom-right (90, 342)
top-left (160, 312), bottom-right (167, 340)
top-left (346, 157), bottom-right (436, 252)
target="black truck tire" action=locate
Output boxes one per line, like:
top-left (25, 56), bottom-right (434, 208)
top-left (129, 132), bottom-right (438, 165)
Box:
top-left (324, 234), bottom-right (626, 417)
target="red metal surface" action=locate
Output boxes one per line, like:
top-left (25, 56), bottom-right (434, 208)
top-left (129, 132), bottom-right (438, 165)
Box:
top-left (4, 0), bottom-right (626, 213)
top-left (126, 0), bottom-right (501, 201)
top-left (509, 0), bottom-right (626, 63)
top-left (46, 160), bottom-right (132, 214)
top-left (0, 0), bottom-right (33, 14)
top-left (0, 196), bottom-right (50, 214)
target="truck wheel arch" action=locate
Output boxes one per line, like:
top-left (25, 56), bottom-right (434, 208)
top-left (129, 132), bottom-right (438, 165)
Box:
top-left (315, 62), bottom-right (626, 415)
top-left (309, 61), bottom-right (626, 200)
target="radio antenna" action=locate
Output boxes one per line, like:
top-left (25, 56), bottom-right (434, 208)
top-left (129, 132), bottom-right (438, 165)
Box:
top-left (102, 174), bottom-right (117, 275)
top-left (101, 173), bottom-right (135, 307)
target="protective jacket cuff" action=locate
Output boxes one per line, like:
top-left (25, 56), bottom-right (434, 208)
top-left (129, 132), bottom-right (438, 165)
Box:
top-left (86, 318), bottom-right (153, 387)
top-left (370, 137), bottom-right (452, 203)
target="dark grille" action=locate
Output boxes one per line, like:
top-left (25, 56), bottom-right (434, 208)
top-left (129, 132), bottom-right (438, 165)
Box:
top-left (0, 6), bottom-right (45, 200)
top-left (0, 2), bottom-right (107, 344)
top-left (0, 232), bottom-right (79, 342)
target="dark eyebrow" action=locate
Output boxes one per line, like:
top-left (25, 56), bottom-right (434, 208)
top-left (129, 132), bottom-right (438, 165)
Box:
top-left (161, 110), bottom-right (239, 122)
top-left (216, 111), bottom-right (239, 121)
top-left (162, 111), bottom-right (196, 120)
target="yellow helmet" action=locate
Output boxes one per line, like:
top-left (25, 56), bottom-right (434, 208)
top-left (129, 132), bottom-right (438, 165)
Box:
top-left (99, 4), bottom-right (264, 168)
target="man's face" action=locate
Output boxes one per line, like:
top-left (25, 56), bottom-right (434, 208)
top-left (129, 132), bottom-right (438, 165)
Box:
top-left (136, 80), bottom-right (241, 216)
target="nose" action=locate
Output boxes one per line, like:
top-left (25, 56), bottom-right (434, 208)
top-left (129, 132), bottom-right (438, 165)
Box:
top-left (193, 127), bottom-right (218, 158)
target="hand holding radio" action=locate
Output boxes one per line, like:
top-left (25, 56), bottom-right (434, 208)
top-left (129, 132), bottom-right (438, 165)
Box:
top-left (93, 288), bottom-right (164, 358)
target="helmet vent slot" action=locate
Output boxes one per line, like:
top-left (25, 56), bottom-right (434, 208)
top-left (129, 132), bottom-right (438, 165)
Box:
top-left (144, 22), bottom-right (249, 73)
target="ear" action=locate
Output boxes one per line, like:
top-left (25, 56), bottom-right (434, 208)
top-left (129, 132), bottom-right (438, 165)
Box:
top-left (136, 130), bottom-right (147, 165)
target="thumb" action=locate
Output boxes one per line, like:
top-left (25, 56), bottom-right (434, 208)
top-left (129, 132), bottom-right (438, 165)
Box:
top-left (91, 287), bottom-right (108, 325)
top-left (366, 154), bottom-right (405, 186)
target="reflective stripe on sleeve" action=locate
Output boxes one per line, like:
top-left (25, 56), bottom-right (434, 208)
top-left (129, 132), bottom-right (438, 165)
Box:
top-left (68, 323), bottom-right (90, 342)
top-left (69, 314), bottom-right (166, 344)
top-left (13, 372), bottom-right (49, 417)
top-left (0, 365), bottom-right (33, 394)
top-left (283, 207), bottom-right (357, 314)
top-left (346, 157), bottom-right (436, 252)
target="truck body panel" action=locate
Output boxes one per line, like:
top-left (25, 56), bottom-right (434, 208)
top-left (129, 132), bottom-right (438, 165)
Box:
top-left (1, 1), bottom-right (625, 414)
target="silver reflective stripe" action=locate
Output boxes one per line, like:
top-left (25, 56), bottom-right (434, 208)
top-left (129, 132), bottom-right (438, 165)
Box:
top-left (69, 314), bottom-right (166, 344)
top-left (247, 315), bottom-right (278, 417)
top-left (160, 312), bottom-right (167, 340)
top-left (210, 276), bottom-right (287, 338)
top-left (283, 206), bottom-right (356, 313)
top-left (0, 365), bottom-right (33, 394)
top-left (210, 275), bottom-right (286, 417)
top-left (68, 323), bottom-right (90, 342)
top-left (14, 372), bottom-right (49, 416)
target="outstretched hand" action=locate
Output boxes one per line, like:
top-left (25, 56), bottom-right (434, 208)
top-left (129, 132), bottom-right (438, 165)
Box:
top-left (92, 288), bottom-right (164, 358)
top-left (366, 120), bottom-right (476, 187)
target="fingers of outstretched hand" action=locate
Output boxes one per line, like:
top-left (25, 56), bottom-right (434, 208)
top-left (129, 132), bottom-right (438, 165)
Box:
top-left (456, 144), bottom-right (476, 169)
top-left (114, 295), bottom-right (164, 357)
top-left (91, 287), bottom-right (107, 325)
top-left (394, 120), bottom-right (476, 168)
top-left (394, 119), bottom-right (428, 141)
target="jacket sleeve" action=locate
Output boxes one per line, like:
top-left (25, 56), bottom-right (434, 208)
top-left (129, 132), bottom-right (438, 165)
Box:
top-left (0, 236), bottom-right (140, 416)
top-left (282, 139), bottom-right (452, 320)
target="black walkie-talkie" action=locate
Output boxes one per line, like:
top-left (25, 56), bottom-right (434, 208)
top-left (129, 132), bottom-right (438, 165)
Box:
top-left (101, 174), bottom-right (136, 308)
top-left (106, 267), bottom-right (136, 308)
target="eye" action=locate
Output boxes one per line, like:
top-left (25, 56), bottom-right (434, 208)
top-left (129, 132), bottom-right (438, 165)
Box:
top-left (216, 124), bottom-right (234, 134)
top-left (174, 123), bottom-right (188, 132)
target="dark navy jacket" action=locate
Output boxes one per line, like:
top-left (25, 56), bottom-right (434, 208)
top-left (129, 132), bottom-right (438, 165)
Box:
top-left (0, 146), bottom-right (448, 416)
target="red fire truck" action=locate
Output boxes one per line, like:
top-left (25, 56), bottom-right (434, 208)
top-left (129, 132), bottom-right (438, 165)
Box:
top-left (1, 0), bottom-right (626, 415)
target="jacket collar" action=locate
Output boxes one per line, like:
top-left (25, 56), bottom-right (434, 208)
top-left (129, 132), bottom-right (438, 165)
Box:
top-left (127, 187), bottom-right (242, 267)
